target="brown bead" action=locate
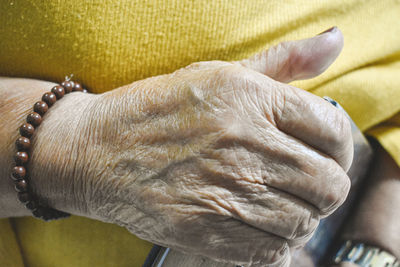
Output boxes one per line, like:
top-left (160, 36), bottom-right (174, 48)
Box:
top-left (14, 151), bottom-right (28, 165)
top-left (17, 192), bottom-right (31, 203)
top-left (51, 85), bottom-right (65, 99)
top-left (42, 92), bottom-right (57, 106)
top-left (61, 81), bottom-right (73, 93)
top-left (33, 101), bottom-right (48, 115)
top-left (25, 201), bottom-right (38, 211)
top-left (32, 207), bottom-right (45, 218)
top-left (11, 166), bottom-right (26, 180)
top-left (27, 112), bottom-right (42, 128)
top-left (15, 137), bottom-right (31, 151)
top-left (20, 123), bottom-right (35, 138)
top-left (15, 179), bottom-right (28, 192)
top-left (73, 82), bottom-right (83, 92)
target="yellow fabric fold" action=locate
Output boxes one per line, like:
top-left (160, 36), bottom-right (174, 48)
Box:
top-left (0, 219), bottom-right (24, 267)
top-left (368, 114), bottom-right (400, 167)
top-left (0, 0), bottom-right (399, 266)
top-left (11, 216), bottom-right (153, 267)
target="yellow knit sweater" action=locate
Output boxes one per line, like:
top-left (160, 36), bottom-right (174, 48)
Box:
top-left (1, 0), bottom-right (399, 266)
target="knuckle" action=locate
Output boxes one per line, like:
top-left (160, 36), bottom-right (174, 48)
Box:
top-left (249, 242), bottom-right (290, 267)
top-left (267, 244), bottom-right (291, 267)
top-left (336, 111), bottom-right (354, 170)
top-left (182, 82), bottom-right (207, 105)
top-left (321, 105), bottom-right (354, 171)
top-left (284, 204), bottom-right (320, 247)
top-left (214, 63), bottom-right (245, 82)
top-left (320, 162), bottom-right (351, 216)
top-left (275, 41), bottom-right (291, 58)
top-left (291, 208), bottom-right (320, 242)
top-left (271, 41), bottom-right (303, 81)
top-left (214, 121), bottom-right (244, 148)
top-left (329, 108), bottom-right (352, 151)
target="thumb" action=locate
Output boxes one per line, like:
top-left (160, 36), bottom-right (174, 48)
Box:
top-left (238, 27), bottom-right (344, 83)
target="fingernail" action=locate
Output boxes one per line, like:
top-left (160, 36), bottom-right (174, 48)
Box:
top-left (323, 96), bottom-right (338, 107)
top-left (317, 26), bottom-right (337, 35)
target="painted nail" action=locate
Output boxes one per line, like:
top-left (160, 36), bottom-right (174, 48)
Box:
top-left (317, 26), bottom-right (337, 35)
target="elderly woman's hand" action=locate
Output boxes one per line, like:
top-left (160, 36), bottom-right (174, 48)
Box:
top-left (30, 28), bottom-right (352, 266)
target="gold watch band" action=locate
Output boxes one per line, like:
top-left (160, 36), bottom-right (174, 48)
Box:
top-left (333, 241), bottom-right (399, 267)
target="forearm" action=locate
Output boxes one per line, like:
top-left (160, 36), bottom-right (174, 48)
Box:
top-left (0, 77), bottom-right (95, 218)
top-left (342, 143), bottom-right (400, 259)
top-left (0, 77), bottom-right (56, 217)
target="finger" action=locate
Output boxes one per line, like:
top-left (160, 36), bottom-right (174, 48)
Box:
top-left (197, 151), bottom-right (320, 242)
top-left (268, 83), bottom-right (354, 172)
top-left (168, 214), bottom-right (291, 267)
top-left (228, 127), bottom-right (351, 215)
top-left (238, 26), bottom-right (343, 83)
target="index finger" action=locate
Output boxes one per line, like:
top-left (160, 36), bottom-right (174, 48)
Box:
top-left (269, 83), bottom-right (353, 171)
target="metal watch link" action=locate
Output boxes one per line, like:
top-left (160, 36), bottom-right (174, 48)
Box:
top-left (332, 240), bottom-right (399, 267)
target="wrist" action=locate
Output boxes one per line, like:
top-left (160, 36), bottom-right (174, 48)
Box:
top-left (28, 91), bottom-right (99, 217)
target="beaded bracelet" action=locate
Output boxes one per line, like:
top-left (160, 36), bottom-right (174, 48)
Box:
top-left (11, 77), bottom-right (87, 221)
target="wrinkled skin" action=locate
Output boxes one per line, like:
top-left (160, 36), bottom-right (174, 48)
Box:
top-left (30, 28), bottom-right (353, 266)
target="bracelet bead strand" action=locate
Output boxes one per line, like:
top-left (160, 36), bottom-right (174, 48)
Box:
top-left (11, 78), bottom-right (87, 221)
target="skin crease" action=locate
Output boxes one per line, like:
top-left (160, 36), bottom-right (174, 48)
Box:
top-left (290, 144), bottom-right (400, 267)
top-left (0, 28), bottom-right (354, 266)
